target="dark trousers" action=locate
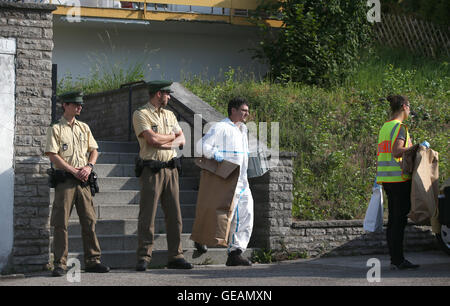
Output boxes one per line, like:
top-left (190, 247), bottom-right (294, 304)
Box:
top-left (383, 180), bottom-right (412, 265)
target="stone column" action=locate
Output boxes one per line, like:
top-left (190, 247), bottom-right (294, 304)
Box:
top-left (249, 152), bottom-right (296, 250)
top-left (0, 2), bottom-right (56, 273)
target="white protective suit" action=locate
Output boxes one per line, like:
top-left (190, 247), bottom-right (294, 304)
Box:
top-left (197, 118), bottom-right (254, 253)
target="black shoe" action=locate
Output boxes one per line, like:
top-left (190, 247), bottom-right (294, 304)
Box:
top-left (136, 260), bottom-right (148, 272)
top-left (195, 242), bottom-right (208, 254)
top-left (226, 250), bottom-right (252, 267)
top-left (85, 262), bottom-right (110, 273)
top-left (167, 258), bottom-right (193, 269)
top-left (52, 266), bottom-right (66, 277)
top-left (390, 259), bottom-right (420, 270)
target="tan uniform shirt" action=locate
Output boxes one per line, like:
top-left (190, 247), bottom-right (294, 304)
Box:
top-left (133, 103), bottom-right (181, 162)
top-left (45, 117), bottom-right (98, 169)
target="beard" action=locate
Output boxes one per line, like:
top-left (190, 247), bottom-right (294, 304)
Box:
top-left (159, 97), bottom-right (168, 108)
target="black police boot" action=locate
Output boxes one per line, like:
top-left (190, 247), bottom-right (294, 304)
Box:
top-left (136, 260), bottom-right (148, 272)
top-left (226, 249), bottom-right (252, 267)
top-left (167, 258), bottom-right (193, 269)
top-left (52, 266), bottom-right (67, 277)
top-left (85, 262), bottom-right (110, 273)
top-left (390, 259), bottom-right (420, 270)
top-left (195, 242), bottom-right (208, 254)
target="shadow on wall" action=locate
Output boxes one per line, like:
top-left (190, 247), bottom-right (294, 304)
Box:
top-left (284, 221), bottom-right (439, 259)
top-left (0, 168), bottom-right (14, 273)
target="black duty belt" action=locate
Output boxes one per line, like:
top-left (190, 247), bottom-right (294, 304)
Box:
top-left (46, 168), bottom-right (99, 196)
top-left (135, 157), bottom-right (182, 177)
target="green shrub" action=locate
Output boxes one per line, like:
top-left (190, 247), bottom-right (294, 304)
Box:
top-left (183, 47), bottom-right (449, 221)
top-left (251, 0), bottom-right (372, 86)
top-left (382, 0), bottom-right (450, 26)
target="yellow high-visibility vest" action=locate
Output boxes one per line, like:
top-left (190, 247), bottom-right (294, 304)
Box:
top-left (376, 119), bottom-right (411, 183)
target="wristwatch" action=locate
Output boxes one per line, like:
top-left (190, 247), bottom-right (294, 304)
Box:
top-left (87, 163), bottom-right (94, 169)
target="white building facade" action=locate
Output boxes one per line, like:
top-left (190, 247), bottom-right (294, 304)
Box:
top-left (52, 4), bottom-right (270, 83)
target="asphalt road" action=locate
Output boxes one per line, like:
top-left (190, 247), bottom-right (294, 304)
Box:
top-left (1, 251), bottom-right (449, 287)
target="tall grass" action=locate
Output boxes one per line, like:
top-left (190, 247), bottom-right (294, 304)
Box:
top-left (183, 46), bottom-right (449, 220)
top-left (346, 46), bottom-right (450, 94)
top-left (57, 30), bottom-right (156, 95)
top-left (57, 60), bottom-right (146, 95)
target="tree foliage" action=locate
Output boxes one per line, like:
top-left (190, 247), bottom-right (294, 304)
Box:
top-left (252, 0), bottom-right (373, 86)
top-left (382, 0), bottom-right (450, 26)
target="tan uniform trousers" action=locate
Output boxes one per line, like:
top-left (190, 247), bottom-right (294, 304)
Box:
top-left (51, 177), bottom-right (101, 268)
top-left (137, 167), bottom-right (184, 263)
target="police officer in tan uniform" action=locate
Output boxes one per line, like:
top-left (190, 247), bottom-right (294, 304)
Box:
top-left (45, 91), bottom-right (110, 277)
top-left (133, 81), bottom-right (193, 271)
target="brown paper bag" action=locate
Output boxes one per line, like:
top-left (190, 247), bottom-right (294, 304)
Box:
top-left (407, 146), bottom-right (440, 233)
top-left (190, 158), bottom-right (240, 247)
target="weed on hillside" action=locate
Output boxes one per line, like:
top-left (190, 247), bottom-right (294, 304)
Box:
top-left (183, 47), bottom-right (449, 220)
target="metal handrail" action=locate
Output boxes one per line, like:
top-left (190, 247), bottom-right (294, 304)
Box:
top-left (120, 80), bottom-right (146, 142)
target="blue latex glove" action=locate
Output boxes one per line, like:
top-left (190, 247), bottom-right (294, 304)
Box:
top-left (420, 141), bottom-right (430, 148)
top-left (214, 151), bottom-right (224, 162)
top-left (373, 177), bottom-right (381, 189)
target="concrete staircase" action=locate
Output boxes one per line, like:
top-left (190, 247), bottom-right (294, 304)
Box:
top-left (50, 141), bottom-right (251, 269)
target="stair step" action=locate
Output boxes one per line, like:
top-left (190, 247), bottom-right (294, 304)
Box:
top-left (97, 177), bottom-right (140, 190)
top-left (94, 164), bottom-right (135, 177)
top-left (65, 204), bottom-right (196, 220)
top-left (67, 218), bottom-right (195, 235)
top-left (97, 152), bottom-right (138, 164)
top-left (50, 190), bottom-right (198, 205)
top-left (68, 248), bottom-right (254, 269)
top-left (52, 233), bottom-right (195, 252)
top-left (94, 163), bottom-right (200, 178)
top-left (96, 177), bottom-right (198, 191)
top-left (97, 141), bottom-right (139, 153)
top-left (48, 177), bottom-right (198, 191)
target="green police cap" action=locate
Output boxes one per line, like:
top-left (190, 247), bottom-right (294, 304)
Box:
top-left (147, 80), bottom-right (173, 93)
top-left (59, 91), bottom-right (84, 104)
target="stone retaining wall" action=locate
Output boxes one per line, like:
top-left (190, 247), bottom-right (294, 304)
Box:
top-left (287, 220), bottom-right (437, 257)
top-left (249, 152), bottom-right (295, 250)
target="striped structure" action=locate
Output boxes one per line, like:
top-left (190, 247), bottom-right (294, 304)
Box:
top-left (374, 13), bottom-right (450, 58)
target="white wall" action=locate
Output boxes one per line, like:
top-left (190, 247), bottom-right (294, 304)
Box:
top-left (52, 17), bottom-right (268, 83)
top-left (0, 37), bottom-right (16, 272)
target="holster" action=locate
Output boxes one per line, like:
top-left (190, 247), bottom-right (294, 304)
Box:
top-left (88, 171), bottom-right (100, 197)
top-left (135, 158), bottom-right (144, 177)
top-left (174, 156), bottom-right (183, 176)
top-left (70, 171), bottom-right (99, 196)
top-left (46, 168), bottom-right (67, 188)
